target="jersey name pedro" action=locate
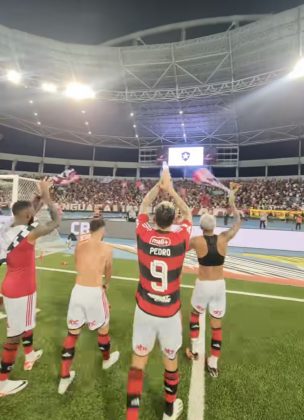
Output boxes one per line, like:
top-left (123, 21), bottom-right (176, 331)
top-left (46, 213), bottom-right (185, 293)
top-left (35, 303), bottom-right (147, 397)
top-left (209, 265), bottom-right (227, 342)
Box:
top-left (2, 234), bottom-right (36, 298)
top-left (136, 213), bottom-right (191, 317)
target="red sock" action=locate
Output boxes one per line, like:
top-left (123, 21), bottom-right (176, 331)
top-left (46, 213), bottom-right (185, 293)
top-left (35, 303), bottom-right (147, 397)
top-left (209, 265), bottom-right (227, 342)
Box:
top-left (98, 334), bottom-right (110, 361)
top-left (60, 333), bottom-right (78, 378)
top-left (190, 311), bottom-right (200, 340)
top-left (164, 369), bottom-right (179, 416)
top-left (22, 330), bottom-right (33, 355)
top-left (126, 367), bottom-right (144, 420)
top-left (0, 342), bottom-right (19, 381)
top-left (211, 328), bottom-right (222, 358)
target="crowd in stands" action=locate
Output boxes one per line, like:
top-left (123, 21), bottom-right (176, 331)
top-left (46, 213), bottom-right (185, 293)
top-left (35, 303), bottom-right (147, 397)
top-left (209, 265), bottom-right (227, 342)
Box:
top-left (52, 178), bottom-right (304, 211)
top-left (0, 176), bottom-right (303, 211)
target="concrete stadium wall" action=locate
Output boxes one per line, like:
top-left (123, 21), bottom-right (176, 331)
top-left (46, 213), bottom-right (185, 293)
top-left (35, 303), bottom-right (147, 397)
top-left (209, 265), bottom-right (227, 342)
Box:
top-left (60, 218), bottom-right (304, 252)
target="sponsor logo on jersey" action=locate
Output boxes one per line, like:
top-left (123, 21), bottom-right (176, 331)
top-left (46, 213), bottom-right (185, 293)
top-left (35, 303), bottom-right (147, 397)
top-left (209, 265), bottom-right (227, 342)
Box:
top-left (147, 293), bottom-right (171, 303)
top-left (213, 310), bottom-right (223, 317)
top-left (149, 236), bottom-right (171, 247)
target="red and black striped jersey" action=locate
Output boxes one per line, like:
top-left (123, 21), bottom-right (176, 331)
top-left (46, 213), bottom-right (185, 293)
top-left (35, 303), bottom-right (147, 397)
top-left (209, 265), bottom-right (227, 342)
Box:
top-left (136, 213), bottom-right (192, 317)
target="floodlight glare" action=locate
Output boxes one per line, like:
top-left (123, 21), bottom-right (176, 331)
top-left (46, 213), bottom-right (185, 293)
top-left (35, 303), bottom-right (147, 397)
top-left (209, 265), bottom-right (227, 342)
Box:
top-left (41, 82), bottom-right (58, 93)
top-left (7, 70), bottom-right (22, 84)
top-left (289, 58), bottom-right (304, 79)
top-left (64, 82), bottom-right (96, 100)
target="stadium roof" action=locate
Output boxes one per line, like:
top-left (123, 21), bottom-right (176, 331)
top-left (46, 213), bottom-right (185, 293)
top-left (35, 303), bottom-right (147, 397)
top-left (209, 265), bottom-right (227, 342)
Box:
top-left (0, 6), bottom-right (304, 149)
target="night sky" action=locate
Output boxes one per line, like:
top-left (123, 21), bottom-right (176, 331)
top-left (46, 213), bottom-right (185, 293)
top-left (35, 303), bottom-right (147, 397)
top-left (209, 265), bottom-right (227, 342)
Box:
top-left (0, 0), bottom-right (303, 44)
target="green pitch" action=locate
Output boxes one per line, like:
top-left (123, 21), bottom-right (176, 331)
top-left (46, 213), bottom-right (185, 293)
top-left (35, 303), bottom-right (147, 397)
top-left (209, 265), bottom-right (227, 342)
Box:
top-left (1, 254), bottom-right (304, 420)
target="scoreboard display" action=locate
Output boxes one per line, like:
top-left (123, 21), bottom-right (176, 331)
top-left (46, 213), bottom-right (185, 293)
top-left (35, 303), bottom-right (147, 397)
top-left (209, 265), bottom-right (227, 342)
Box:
top-left (168, 147), bottom-right (204, 167)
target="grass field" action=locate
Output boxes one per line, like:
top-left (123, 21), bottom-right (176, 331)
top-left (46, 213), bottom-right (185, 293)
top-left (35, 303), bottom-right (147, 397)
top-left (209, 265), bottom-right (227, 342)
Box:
top-left (1, 253), bottom-right (304, 420)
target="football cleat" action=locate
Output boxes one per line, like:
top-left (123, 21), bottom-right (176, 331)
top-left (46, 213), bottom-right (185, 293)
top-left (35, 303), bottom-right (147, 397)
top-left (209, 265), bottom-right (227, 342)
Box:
top-left (0, 379), bottom-right (28, 397)
top-left (24, 349), bottom-right (43, 371)
top-left (205, 359), bottom-right (219, 378)
top-left (102, 351), bottom-right (120, 370)
top-left (58, 371), bottom-right (76, 395)
top-left (163, 398), bottom-right (183, 419)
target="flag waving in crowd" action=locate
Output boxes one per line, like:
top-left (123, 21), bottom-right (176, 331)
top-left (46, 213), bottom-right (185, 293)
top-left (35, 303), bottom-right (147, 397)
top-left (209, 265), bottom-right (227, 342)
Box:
top-left (192, 168), bottom-right (230, 193)
top-left (52, 168), bottom-right (80, 186)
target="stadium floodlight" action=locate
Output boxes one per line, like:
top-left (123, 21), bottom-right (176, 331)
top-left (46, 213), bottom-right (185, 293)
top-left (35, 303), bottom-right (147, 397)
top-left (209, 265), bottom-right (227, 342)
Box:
top-left (133, 124), bottom-right (136, 128)
top-left (85, 121), bottom-right (89, 126)
top-left (179, 110), bottom-right (183, 114)
top-left (29, 100), bottom-right (34, 104)
top-left (64, 82), bottom-right (96, 100)
top-left (88, 131), bottom-right (92, 135)
top-left (7, 69), bottom-right (22, 84)
top-left (37, 121), bottom-right (41, 125)
top-left (81, 110), bottom-right (86, 114)
top-left (289, 58), bottom-right (304, 79)
top-left (34, 112), bottom-right (38, 116)
top-left (41, 82), bottom-right (58, 93)
top-left (130, 112), bottom-right (134, 117)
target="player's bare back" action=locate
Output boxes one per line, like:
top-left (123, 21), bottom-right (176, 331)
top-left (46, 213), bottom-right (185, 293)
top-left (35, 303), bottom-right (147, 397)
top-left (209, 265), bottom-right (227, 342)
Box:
top-left (75, 239), bottom-right (112, 287)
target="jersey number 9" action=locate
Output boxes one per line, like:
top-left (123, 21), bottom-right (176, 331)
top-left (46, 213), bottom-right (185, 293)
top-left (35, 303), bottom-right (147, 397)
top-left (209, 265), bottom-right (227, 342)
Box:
top-left (150, 260), bottom-right (168, 292)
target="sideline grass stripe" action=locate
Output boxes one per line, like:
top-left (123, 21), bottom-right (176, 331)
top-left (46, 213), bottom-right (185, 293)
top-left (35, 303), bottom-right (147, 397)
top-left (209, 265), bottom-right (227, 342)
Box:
top-left (188, 311), bottom-right (206, 420)
top-left (36, 266), bottom-right (304, 304)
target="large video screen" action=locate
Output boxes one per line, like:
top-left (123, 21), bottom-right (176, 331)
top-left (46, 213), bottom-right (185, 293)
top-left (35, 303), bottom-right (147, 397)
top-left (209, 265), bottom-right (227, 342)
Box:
top-left (168, 147), bottom-right (204, 167)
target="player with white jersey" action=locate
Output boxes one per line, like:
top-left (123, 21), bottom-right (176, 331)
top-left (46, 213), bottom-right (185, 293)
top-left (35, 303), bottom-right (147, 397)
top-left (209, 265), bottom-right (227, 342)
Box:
top-left (0, 180), bottom-right (60, 397)
top-left (126, 169), bottom-right (192, 420)
top-left (186, 200), bottom-right (241, 377)
top-left (58, 218), bottom-right (119, 395)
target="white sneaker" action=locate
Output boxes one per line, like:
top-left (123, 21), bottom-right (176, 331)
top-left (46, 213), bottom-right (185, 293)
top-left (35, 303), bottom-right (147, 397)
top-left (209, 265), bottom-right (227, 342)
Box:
top-left (58, 371), bottom-right (76, 395)
top-left (102, 351), bottom-right (120, 370)
top-left (24, 349), bottom-right (43, 371)
top-left (163, 399), bottom-right (183, 420)
top-left (0, 379), bottom-right (28, 397)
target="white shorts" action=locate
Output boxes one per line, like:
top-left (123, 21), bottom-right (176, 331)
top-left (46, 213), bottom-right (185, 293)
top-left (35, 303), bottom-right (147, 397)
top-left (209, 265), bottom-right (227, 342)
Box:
top-left (191, 279), bottom-right (226, 319)
top-left (67, 284), bottom-right (110, 331)
top-left (132, 305), bottom-right (182, 360)
top-left (3, 292), bottom-right (37, 337)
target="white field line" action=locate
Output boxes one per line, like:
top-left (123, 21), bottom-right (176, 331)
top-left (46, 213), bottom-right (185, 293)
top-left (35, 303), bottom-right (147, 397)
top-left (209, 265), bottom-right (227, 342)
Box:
top-left (36, 266), bottom-right (304, 303)
top-left (188, 311), bottom-right (206, 420)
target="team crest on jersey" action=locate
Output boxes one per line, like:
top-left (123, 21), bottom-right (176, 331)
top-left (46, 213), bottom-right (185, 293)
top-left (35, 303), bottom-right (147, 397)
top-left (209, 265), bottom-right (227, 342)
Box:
top-left (149, 236), bottom-right (171, 247)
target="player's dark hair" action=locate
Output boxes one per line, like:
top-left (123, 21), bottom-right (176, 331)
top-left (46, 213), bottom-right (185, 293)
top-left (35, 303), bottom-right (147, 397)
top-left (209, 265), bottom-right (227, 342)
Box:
top-left (155, 203), bottom-right (175, 229)
top-left (90, 218), bottom-right (106, 232)
top-left (12, 200), bottom-right (32, 216)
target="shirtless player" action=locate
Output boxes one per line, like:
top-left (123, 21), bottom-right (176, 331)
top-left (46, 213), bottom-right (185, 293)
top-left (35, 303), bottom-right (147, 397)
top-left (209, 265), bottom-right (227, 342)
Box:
top-left (58, 218), bottom-right (119, 394)
top-left (186, 200), bottom-right (241, 377)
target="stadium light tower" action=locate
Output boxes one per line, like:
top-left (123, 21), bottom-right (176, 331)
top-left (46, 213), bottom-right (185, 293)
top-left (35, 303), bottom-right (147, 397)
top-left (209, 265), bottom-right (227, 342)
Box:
top-left (6, 69), bottom-right (22, 84)
top-left (289, 58), bottom-right (304, 79)
top-left (64, 82), bottom-right (96, 100)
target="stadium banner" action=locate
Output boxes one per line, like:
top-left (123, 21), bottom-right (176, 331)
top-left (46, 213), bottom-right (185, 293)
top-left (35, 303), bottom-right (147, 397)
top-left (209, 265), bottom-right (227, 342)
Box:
top-left (249, 209), bottom-right (302, 219)
top-left (59, 203), bottom-right (229, 217)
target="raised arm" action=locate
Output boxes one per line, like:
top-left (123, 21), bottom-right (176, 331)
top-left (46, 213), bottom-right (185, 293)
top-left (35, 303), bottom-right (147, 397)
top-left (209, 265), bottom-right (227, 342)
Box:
top-left (161, 169), bottom-right (192, 222)
top-left (28, 180), bottom-right (60, 242)
top-left (221, 203), bottom-right (241, 241)
top-left (139, 181), bottom-right (161, 214)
